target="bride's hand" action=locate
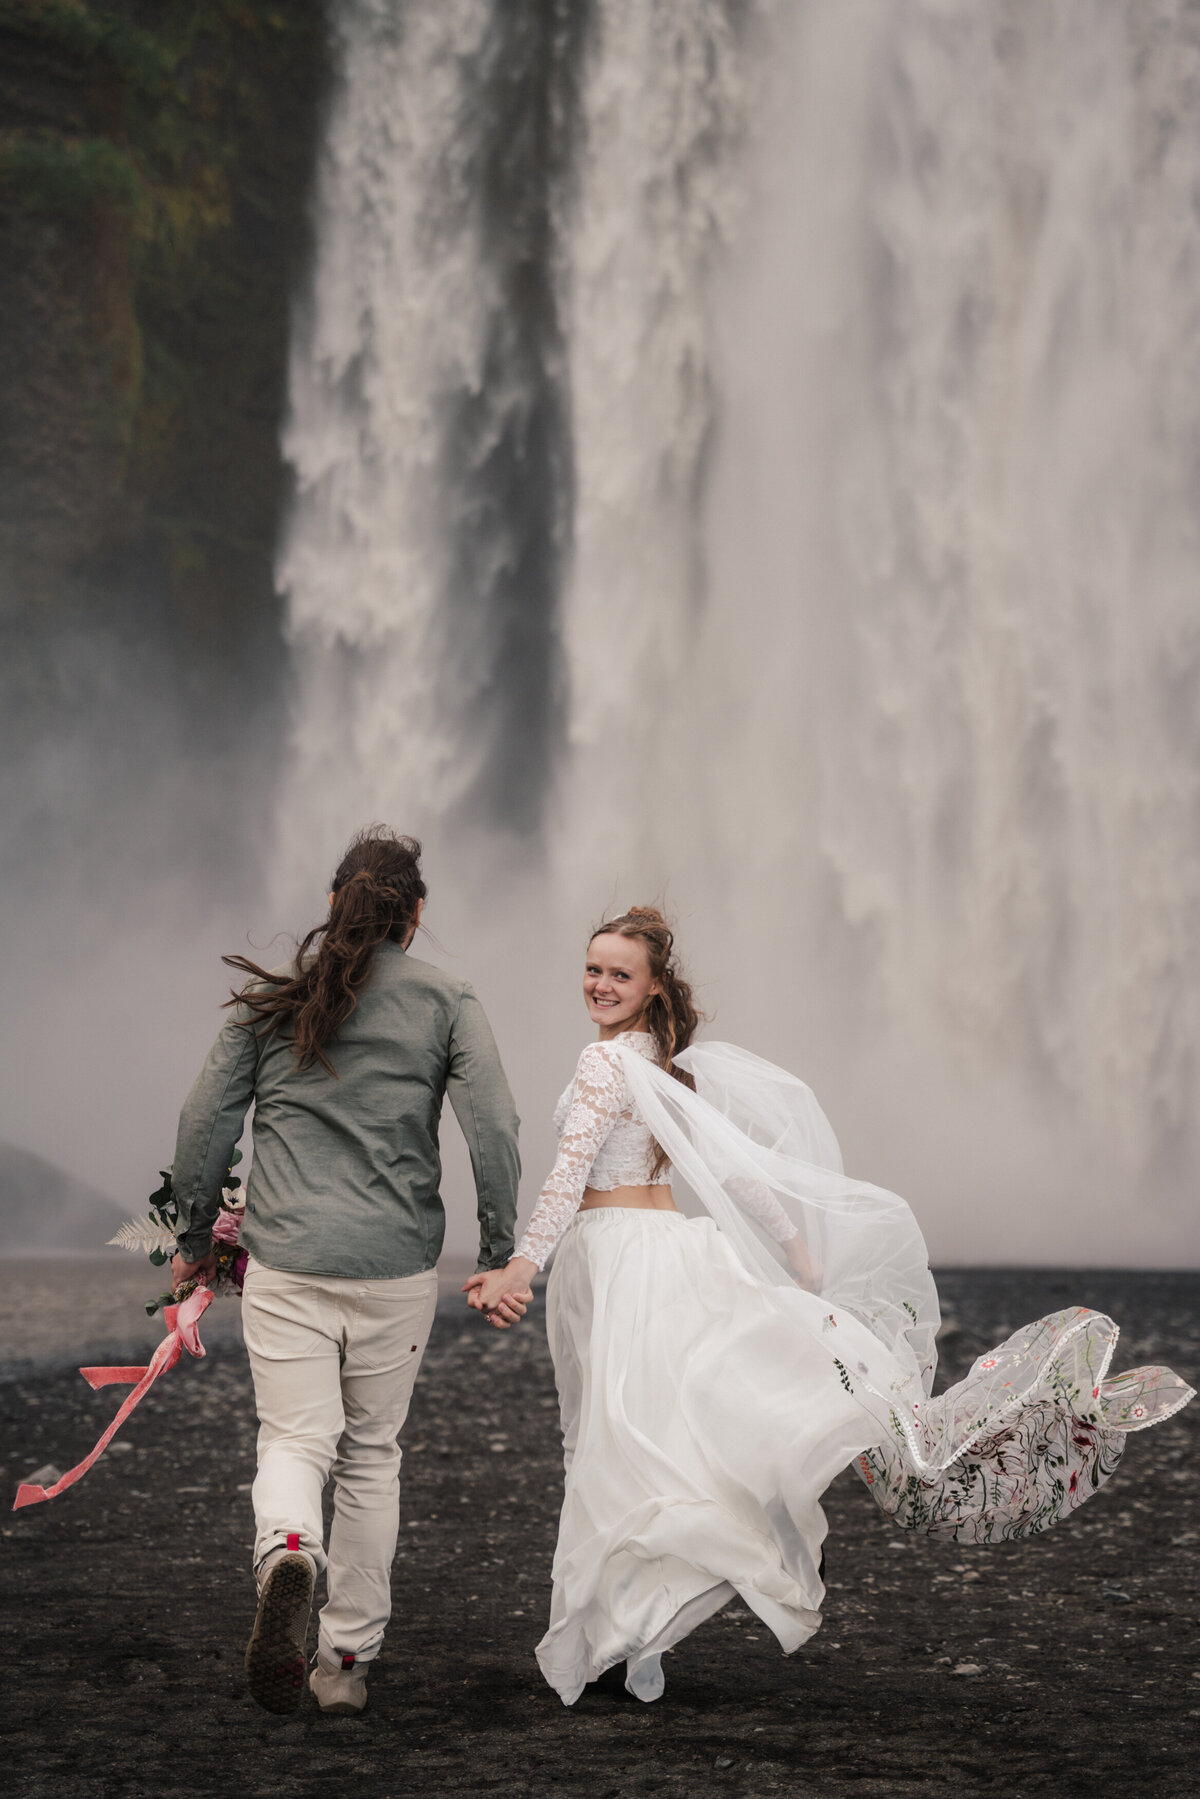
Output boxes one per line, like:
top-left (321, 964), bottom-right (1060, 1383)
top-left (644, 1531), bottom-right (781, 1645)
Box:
top-left (783, 1234), bottom-right (821, 1293)
top-left (463, 1259), bottom-right (537, 1329)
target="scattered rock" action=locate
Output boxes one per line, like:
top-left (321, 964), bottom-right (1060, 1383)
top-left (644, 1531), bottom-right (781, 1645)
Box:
top-left (0, 1271), bottom-right (1196, 1799)
top-left (1102, 1588), bottom-right (1133, 1605)
top-left (123, 1659), bottom-right (165, 1683)
top-left (25, 1463), bottom-right (61, 1487)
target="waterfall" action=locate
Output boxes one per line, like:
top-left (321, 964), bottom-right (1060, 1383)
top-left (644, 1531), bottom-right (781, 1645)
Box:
top-left (274, 0), bottom-right (584, 896)
top-left (274, 0), bottom-right (1200, 1264)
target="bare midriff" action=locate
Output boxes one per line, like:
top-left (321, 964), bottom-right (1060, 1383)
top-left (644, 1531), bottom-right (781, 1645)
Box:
top-left (578, 1184), bottom-right (681, 1214)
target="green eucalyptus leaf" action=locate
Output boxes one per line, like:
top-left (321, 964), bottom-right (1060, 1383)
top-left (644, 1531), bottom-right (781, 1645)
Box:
top-left (149, 1247), bottom-right (168, 1266)
top-left (230, 1149), bottom-right (243, 1167)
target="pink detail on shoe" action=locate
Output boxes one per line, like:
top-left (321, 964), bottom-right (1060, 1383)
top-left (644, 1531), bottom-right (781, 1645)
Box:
top-left (341, 1653), bottom-right (356, 1670)
top-left (286, 1533), bottom-right (300, 1553)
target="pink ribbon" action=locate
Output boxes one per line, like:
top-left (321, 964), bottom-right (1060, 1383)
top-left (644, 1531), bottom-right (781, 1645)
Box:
top-left (12, 1285), bottom-right (214, 1511)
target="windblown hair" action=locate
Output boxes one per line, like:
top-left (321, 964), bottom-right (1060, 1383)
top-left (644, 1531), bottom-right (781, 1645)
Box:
top-left (224, 827), bottom-right (427, 1075)
top-left (590, 904), bottom-right (703, 1176)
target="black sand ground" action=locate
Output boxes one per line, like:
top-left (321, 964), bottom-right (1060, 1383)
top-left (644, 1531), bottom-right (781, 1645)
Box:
top-left (1, 1270), bottom-right (1197, 1799)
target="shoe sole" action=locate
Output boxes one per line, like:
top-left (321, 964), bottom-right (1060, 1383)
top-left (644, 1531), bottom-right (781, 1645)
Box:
top-left (315, 1697), bottom-right (366, 1716)
top-left (245, 1554), bottom-right (314, 1715)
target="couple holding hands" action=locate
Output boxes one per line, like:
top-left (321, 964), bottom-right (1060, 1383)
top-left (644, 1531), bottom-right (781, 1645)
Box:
top-left (169, 827), bottom-right (1191, 1718)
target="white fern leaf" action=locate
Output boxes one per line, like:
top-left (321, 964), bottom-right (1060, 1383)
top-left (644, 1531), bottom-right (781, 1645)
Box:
top-left (107, 1215), bottom-right (177, 1254)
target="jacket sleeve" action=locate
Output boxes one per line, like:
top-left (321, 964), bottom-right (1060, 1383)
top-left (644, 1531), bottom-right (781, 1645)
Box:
top-left (445, 986), bottom-right (521, 1272)
top-left (171, 1006), bottom-right (260, 1261)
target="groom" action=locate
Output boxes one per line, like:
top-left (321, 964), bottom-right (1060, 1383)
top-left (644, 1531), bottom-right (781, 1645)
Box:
top-left (169, 829), bottom-right (529, 1717)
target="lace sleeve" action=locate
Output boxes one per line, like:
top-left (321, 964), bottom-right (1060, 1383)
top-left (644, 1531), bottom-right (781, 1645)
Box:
top-left (515, 1043), bottom-right (626, 1269)
top-left (726, 1173), bottom-right (799, 1245)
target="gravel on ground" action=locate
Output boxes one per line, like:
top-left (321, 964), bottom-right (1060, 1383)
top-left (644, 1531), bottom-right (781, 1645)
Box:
top-left (1, 1269), bottom-right (1196, 1799)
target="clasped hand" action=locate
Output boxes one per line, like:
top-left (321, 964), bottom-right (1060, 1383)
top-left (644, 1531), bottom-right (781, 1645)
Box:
top-left (463, 1256), bottom-right (538, 1331)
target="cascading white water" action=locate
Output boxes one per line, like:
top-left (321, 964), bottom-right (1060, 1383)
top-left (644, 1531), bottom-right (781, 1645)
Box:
top-left (273, 3), bottom-right (482, 915)
top-left (668, 0), bottom-right (1200, 1264)
top-left (275, 0), bottom-right (1200, 1264)
top-left (274, 0), bottom-right (580, 903)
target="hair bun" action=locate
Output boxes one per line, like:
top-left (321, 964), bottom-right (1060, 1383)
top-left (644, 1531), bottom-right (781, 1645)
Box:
top-left (624, 904), bottom-right (666, 925)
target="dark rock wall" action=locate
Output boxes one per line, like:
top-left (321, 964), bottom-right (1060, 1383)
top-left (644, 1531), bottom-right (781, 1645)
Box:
top-left (0, 0), bottom-right (328, 871)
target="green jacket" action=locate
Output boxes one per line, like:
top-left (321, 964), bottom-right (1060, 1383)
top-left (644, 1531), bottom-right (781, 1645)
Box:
top-left (171, 944), bottom-right (520, 1278)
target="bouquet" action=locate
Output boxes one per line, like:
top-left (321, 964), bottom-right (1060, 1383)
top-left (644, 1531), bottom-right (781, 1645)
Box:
top-left (108, 1154), bottom-right (248, 1312)
top-left (14, 1160), bottom-right (248, 1511)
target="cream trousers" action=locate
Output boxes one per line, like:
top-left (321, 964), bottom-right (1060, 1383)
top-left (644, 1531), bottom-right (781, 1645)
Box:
top-left (241, 1257), bottom-right (439, 1663)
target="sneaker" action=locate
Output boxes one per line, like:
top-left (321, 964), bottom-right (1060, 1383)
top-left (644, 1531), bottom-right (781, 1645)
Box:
top-left (244, 1549), bottom-right (315, 1714)
top-left (310, 1649), bottom-right (369, 1716)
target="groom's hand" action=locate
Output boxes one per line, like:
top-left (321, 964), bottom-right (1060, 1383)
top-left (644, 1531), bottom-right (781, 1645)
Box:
top-left (172, 1249), bottom-right (217, 1294)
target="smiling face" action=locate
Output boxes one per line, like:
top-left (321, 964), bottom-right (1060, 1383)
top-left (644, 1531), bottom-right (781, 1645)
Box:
top-left (584, 932), bottom-right (660, 1039)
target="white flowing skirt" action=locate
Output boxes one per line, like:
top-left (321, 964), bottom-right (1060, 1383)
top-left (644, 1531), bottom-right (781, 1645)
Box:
top-left (535, 1208), bottom-right (1194, 1706)
top-left (536, 1209), bottom-right (878, 1705)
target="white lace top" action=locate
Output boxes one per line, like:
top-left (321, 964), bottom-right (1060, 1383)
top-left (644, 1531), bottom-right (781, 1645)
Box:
top-left (515, 1033), bottom-right (800, 1271)
top-left (515, 1034), bottom-right (670, 1270)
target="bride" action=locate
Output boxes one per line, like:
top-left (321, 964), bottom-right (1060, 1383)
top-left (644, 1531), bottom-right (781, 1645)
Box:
top-left (465, 906), bottom-right (1193, 1705)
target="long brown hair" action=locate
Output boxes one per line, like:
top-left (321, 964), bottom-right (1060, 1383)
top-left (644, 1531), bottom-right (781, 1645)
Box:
top-left (591, 904), bottom-right (703, 1176)
top-left (224, 827), bottom-right (427, 1075)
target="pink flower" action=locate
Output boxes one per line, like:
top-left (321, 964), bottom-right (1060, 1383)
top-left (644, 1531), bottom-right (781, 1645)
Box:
top-left (1092, 1387), bottom-right (1101, 1399)
top-left (232, 1248), bottom-right (249, 1293)
top-left (212, 1207), bottom-right (244, 1247)
top-left (1131, 1403), bottom-right (1147, 1420)
top-left (980, 1356), bottom-right (998, 1370)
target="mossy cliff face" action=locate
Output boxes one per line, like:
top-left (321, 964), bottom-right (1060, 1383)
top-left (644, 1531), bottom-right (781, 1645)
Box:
top-left (0, 0), bottom-right (326, 689)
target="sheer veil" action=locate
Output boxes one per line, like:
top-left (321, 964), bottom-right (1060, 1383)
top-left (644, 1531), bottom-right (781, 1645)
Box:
top-left (617, 1039), bottom-right (1192, 1498)
top-left (624, 1043), bottom-right (937, 1361)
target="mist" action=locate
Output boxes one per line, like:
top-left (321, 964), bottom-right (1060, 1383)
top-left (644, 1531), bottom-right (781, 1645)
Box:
top-left (3, 0), bottom-right (1198, 1270)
